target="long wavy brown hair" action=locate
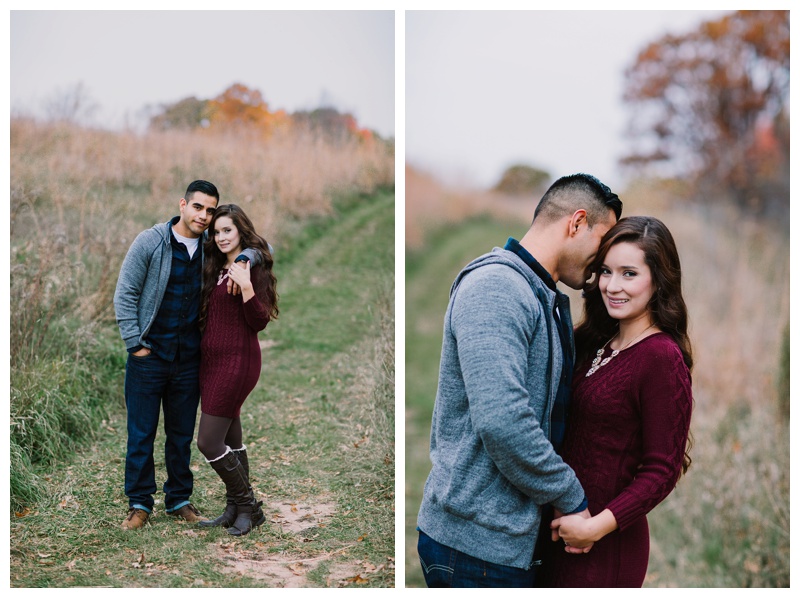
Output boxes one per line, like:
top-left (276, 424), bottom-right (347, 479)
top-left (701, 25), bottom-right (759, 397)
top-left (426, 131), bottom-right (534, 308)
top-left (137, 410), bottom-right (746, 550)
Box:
top-left (199, 204), bottom-right (279, 331)
top-left (574, 215), bottom-right (693, 474)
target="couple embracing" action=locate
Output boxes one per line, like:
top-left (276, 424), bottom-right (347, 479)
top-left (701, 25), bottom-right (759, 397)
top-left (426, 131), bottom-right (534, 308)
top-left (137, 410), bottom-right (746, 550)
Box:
top-left (417, 173), bottom-right (693, 587)
top-left (113, 180), bottom-right (279, 536)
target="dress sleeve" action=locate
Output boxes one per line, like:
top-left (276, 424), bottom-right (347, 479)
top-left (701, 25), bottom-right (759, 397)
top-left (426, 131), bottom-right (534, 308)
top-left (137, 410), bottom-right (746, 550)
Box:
top-left (605, 339), bottom-right (693, 530)
top-left (242, 264), bottom-right (271, 332)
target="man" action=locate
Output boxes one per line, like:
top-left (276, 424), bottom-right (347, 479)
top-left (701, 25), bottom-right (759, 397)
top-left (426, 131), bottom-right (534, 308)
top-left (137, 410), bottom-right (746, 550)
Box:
top-left (416, 173), bottom-right (622, 587)
top-left (114, 180), bottom-right (258, 530)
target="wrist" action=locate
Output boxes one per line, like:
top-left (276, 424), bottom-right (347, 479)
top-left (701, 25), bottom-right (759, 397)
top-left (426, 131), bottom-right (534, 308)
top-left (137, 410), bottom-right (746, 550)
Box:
top-left (588, 509), bottom-right (618, 542)
top-left (586, 517), bottom-right (603, 543)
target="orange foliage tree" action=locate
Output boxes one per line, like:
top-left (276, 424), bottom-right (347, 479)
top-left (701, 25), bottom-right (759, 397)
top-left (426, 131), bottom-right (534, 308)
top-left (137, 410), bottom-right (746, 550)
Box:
top-left (206, 83), bottom-right (290, 135)
top-left (620, 10), bottom-right (789, 210)
top-left (149, 83), bottom-right (378, 146)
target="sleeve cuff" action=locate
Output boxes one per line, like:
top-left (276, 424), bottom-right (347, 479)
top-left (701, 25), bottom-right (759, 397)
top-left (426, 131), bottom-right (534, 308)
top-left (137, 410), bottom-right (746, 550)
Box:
top-left (566, 497), bottom-right (588, 515)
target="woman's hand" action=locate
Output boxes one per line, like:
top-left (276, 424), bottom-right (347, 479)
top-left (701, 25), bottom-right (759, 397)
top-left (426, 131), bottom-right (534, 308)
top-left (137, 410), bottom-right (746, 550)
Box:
top-left (227, 261), bottom-right (255, 302)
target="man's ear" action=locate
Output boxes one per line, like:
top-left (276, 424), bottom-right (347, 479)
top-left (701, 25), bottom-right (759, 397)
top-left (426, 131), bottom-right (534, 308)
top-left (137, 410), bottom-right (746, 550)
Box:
top-left (569, 209), bottom-right (588, 236)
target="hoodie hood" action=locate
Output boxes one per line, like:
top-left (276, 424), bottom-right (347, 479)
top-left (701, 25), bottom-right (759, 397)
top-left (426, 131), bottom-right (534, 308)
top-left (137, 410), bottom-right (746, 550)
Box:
top-left (451, 246), bottom-right (547, 299)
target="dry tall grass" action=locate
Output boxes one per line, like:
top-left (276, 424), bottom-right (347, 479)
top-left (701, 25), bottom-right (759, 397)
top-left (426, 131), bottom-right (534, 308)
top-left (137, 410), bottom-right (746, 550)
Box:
top-left (405, 170), bottom-right (789, 587)
top-left (11, 117), bottom-right (393, 237)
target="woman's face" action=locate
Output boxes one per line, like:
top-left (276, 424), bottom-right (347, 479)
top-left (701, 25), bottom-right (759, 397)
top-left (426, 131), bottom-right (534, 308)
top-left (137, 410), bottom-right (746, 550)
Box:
top-left (213, 215), bottom-right (243, 258)
top-left (597, 241), bottom-right (655, 326)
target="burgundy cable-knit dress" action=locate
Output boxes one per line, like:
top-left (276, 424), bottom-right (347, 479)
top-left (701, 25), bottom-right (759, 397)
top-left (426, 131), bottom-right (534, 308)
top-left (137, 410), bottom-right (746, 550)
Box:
top-left (200, 266), bottom-right (271, 418)
top-left (548, 332), bottom-right (692, 587)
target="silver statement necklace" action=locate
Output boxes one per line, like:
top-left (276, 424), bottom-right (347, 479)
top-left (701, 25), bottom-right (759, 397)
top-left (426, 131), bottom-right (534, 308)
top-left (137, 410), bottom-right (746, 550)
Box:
top-left (585, 324), bottom-right (656, 377)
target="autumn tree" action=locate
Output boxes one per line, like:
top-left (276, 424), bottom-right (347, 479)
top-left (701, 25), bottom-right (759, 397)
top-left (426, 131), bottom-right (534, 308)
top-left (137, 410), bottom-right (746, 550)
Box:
top-left (149, 96), bottom-right (210, 131)
top-left (147, 83), bottom-right (375, 144)
top-left (206, 83), bottom-right (289, 134)
top-left (620, 10), bottom-right (789, 211)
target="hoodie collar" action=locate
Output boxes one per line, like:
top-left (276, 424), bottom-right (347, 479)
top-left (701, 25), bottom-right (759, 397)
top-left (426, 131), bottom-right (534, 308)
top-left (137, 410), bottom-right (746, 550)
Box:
top-left (504, 237), bottom-right (557, 293)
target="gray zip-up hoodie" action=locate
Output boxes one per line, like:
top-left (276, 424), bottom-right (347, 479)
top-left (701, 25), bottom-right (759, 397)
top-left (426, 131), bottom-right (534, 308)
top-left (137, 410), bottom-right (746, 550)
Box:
top-left (113, 218), bottom-right (259, 352)
top-left (417, 247), bottom-right (585, 569)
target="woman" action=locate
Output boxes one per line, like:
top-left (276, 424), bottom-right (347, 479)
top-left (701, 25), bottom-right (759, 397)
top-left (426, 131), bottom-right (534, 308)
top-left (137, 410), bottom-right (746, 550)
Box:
top-left (195, 204), bottom-right (279, 536)
top-left (547, 216), bottom-right (693, 587)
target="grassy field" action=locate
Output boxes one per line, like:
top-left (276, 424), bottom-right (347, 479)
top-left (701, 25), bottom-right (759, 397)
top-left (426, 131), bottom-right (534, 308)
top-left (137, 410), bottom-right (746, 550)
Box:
top-left (9, 115), bottom-right (395, 587)
top-left (404, 181), bottom-right (789, 587)
top-left (10, 188), bottom-right (394, 588)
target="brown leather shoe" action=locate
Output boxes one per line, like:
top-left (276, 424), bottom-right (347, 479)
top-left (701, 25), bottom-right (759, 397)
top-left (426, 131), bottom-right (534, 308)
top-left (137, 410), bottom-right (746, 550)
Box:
top-left (169, 503), bottom-right (208, 523)
top-left (121, 508), bottom-right (149, 530)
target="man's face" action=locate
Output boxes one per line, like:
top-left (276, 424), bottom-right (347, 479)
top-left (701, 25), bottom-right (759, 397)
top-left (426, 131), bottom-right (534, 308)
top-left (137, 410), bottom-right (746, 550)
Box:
top-left (179, 192), bottom-right (218, 238)
top-left (560, 210), bottom-right (617, 290)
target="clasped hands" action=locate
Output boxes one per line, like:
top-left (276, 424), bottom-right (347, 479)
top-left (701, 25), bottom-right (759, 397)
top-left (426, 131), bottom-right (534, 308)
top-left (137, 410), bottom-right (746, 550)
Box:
top-left (226, 260), bottom-right (252, 296)
top-left (551, 508), bottom-right (595, 554)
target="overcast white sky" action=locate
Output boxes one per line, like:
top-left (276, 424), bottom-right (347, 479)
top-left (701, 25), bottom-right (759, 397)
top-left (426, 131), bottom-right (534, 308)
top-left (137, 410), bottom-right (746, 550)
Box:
top-left (406, 10), bottom-right (732, 191)
top-left (10, 10), bottom-right (395, 137)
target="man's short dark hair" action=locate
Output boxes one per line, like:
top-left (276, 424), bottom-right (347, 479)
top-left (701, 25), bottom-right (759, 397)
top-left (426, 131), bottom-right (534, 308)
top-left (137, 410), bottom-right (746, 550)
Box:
top-left (185, 180), bottom-right (220, 202)
top-left (533, 173), bottom-right (622, 227)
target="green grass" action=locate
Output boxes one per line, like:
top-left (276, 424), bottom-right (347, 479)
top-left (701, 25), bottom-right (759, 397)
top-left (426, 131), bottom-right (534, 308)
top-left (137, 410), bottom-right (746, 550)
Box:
top-left (10, 189), bottom-right (395, 588)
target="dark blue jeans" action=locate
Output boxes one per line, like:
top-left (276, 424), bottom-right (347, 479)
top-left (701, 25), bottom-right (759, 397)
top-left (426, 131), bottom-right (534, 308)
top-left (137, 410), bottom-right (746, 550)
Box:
top-left (417, 530), bottom-right (539, 587)
top-left (124, 352), bottom-right (200, 513)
